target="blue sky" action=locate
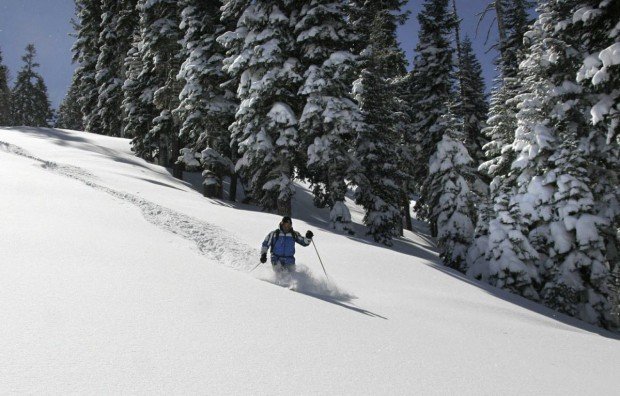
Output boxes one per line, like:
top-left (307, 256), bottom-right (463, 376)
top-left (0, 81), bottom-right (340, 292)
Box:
top-left (0, 0), bottom-right (501, 110)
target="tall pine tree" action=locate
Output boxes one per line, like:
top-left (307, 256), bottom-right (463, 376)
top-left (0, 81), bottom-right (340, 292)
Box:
top-left (572, 0), bottom-right (620, 328)
top-left (470, 0), bottom-right (536, 279)
top-left (122, 32), bottom-right (156, 159)
top-left (219, 1), bottom-right (303, 215)
top-left (484, 0), bottom-right (616, 327)
top-left (55, 79), bottom-right (84, 130)
top-left (0, 48), bottom-right (11, 126)
top-left (409, 0), bottom-right (456, 229)
top-left (139, 0), bottom-right (184, 174)
top-left (297, 0), bottom-right (363, 233)
top-left (350, 0), bottom-right (409, 245)
top-left (175, 0), bottom-right (237, 198)
top-left (92, 0), bottom-right (138, 136)
top-left (409, 0), bottom-right (455, 188)
top-left (71, 0), bottom-right (102, 133)
top-left (422, 111), bottom-right (478, 271)
top-left (457, 37), bottom-right (489, 165)
top-left (500, 0), bottom-right (535, 78)
top-left (10, 44), bottom-right (53, 127)
top-left (451, 0), bottom-right (488, 165)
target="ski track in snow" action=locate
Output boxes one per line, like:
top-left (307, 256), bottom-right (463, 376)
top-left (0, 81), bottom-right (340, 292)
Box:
top-left (1, 140), bottom-right (256, 270)
top-left (1, 140), bottom-right (353, 300)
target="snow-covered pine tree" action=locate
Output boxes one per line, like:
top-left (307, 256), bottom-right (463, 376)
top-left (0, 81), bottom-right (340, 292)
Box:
top-left (122, 32), bottom-right (157, 159)
top-left (138, 0), bottom-right (184, 175)
top-left (346, 0), bottom-right (408, 57)
top-left (296, 0), bottom-right (362, 233)
top-left (175, 0), bottom-right (237, 199)
top-left (394, 73), bottom-right (417, 233)
top-left (421, 111), bottom-right (478, 271)
top-left (451, 0), bottom-right (488, 166)
top-left (543, 143), bottom-right (611, 326)
top-left (55, 79), bottom-right (84, 130)
top-left (0, 48), bottom-right (11, 126)
top-left (500, 0), bottom-right (536, 78)
top-left (479, 3), bottom-right (558, 302)
top-left (470, 0), bottom-right (535, 278)
top-left (482, 173), bottom-right (542, 298)
top-left (478, 0), bottom-right (534, 177)
top-left (409, 0), bottom-right (456, 188)
top-left (457, 37), bottom-right (489, 165)
top-left (454, 36), bottom-right (490, 275)
top-left (572, 0), bottom-right (620, 328)
top-left (408, 0), bottom-right (457, 223)
top-left (71, 0), bottom-right (102, 133)
top-left (218, 1), bottom-right (303, 215)
top-left (351, 1), bottom-right (409, 245)
top-left (492, 0), bottom-right (615, 327)
top-left (92, 0), bottom-right (138, 137)
top-left (10, 44), bottom-right (53, 127)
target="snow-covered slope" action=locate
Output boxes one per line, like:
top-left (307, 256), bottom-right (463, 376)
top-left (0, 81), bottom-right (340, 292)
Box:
top-left (1, 127), bottom-right (618, 394)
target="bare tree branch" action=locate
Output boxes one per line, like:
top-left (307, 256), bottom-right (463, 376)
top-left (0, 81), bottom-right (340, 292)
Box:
top-left (475, 2), bottom-right (496, 39)
top-left (484, 16), bottom-right (498, 46)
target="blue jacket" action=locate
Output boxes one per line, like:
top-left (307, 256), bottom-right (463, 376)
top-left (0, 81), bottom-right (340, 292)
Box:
top-left (261, 227), bottom-right (311, 265)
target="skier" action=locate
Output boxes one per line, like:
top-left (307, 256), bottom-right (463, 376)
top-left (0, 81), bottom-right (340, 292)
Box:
top-left (260, 216), bottom-right (314, 272)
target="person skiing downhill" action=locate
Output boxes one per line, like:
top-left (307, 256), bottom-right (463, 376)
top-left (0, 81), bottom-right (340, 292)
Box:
top-left (260, 216), bottom-right (314, 272)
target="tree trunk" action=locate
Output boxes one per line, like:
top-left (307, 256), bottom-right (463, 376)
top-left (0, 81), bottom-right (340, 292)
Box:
top-left (170, 135), bottom-right (183, 179)
top-left (228, 172), bottom-right (238, 202)
top-left (216, 171), bottom-right (224, 199)
top-left (402, 190), bottom-right (413, 232)
top-left (494, 0), bottom-right (509, 72)
top-left (204, 183), bottom-right (219, 198)
top-left (452, 0), bottom-right (466, 113)
top-left (277, 198), bottom-right (291, 217)
top-left (158, 137), bottom-right (167, 167)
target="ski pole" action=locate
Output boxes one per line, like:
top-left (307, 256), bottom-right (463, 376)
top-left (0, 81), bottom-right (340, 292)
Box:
top-left (249, 261), bottom-right (263, 272)
top-left (311, 239), bottom-right (330, 281)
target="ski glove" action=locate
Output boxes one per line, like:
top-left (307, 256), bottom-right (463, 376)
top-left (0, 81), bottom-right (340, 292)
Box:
top-left (305, 230), bottom-right (314, 239)
top-left (260, 253), bottom-right (267, 263)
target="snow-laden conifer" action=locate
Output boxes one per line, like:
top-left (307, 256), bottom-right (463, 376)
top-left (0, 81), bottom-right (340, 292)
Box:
top-left (484, 0), bottom-right (616, 327)
top-left (470, 0), bottom-right (536, 278)
top-left (218, 1), bottom-right (302, 215)
top-left (410, 0), bottom-right (482, 260)
top-left (10, 44), bottom-right (53, 127)
top-left (71, 0), bottom-right (102, 133)
top-left (139, 0), bottom-right (184, 172)
top-left (55, 80), bottom-right (84, 131)
top-left (351, 3), bottom-right (409, 245)
top-left (542, 143), bottom-right (611, 325)
top-left (175, 0), bottom-right (237, 198)
top-left (500, 0), bottom-right (535, 78)
top-left (571, 0), bottom-right (620, 327)
top-left (296, 0), bottom-right (362, 233)
top-left (122, 33), bottom-right (156, 159)
top-left (422, 112), bottom-right (477, 271)
top-left (457, 37), bottom-right (488, 165)
top-left (409, 0), bottom-right (456, 191)
top-left (0, 48), bottom-right (11, 126)
top-left (92, 0), bottom-right (137, 136)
